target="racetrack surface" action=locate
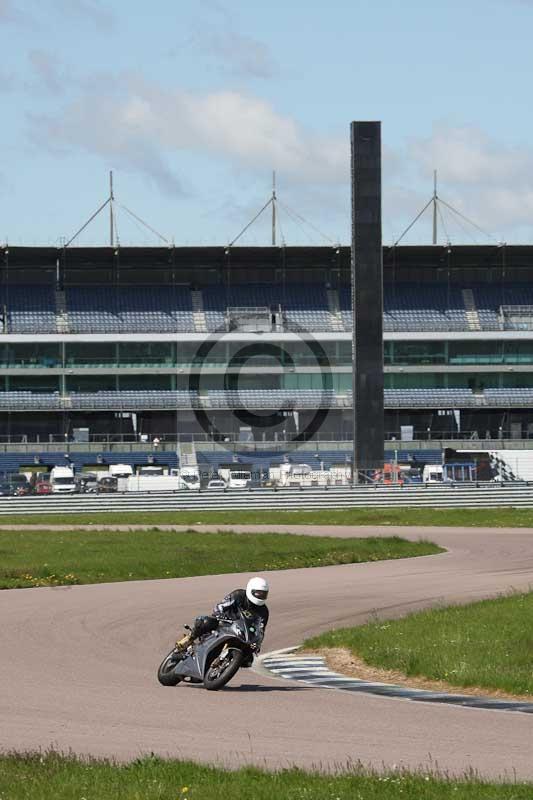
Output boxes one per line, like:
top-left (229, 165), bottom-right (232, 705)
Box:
top-left (2, 525), bottom-right (533, 779)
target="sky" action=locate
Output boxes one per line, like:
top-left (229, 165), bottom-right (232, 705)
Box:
top-left (1, 0), bottom-right (533, 247)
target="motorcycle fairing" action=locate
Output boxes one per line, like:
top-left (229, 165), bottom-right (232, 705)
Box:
top-left (172, 629), bottom-right (241, 681)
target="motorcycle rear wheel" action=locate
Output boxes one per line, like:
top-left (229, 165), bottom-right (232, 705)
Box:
top-left (203, 647), bottom-right (243, 691)
top-left (157, 649), bottom-right (184, 686)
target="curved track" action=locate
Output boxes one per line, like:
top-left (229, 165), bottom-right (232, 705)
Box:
top-left (2, 525), bottom-right (533, 779)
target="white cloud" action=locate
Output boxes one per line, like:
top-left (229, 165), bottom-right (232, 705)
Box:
top-left (407, 124), bottom-right (533, 235)
top-left (28, 69), bottom-right (533, 243)
top-left (410, 125), bottom-right (533, 187)
top-left (30, 75), bottom-right (348, 194)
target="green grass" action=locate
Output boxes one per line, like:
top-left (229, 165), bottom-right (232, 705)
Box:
top-left (0, 529), bottom-right (441, 589)
top-left (305, 591), bottom-right (533, 697)
top-left (0, 752), bottom-right (531, 800)
top-left (1, 507), bottom-right (533, 527)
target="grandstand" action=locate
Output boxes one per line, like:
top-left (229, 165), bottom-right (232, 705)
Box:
top-left (1, 243), bottom-right (533, 473)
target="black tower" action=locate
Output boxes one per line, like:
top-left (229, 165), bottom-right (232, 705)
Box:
top-left (351, 121), bottom-right (384, 477)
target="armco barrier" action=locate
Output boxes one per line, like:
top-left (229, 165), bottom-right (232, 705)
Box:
top-left (3, 483), bottom-right (533, 514)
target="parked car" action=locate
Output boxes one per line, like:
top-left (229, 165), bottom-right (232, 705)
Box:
top-left (98, 475), bottom-right (118, 493)
top-left (8, 474), bottom-right (30, 496)
top-left (78, 472), bottom-right (98, 493)
top-left (34, 479), bottom-right (52, 495)
top-left (30, 471), bottom-right (51, 491)
top-left (0, 482), bottom-right (15, 496)
top-left (206, 479), bottom-right (227, 490)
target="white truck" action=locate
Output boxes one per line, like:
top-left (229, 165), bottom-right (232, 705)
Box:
top-left (176, 467), bottom-right (201, 490)
top-left (217, 467), bottom-right (251, 489)
top-left (269, 462), bottom-right (350, 488)
top-left (50, 465), bottom-right (77, 494)
top-left (125, 467), bottom-right (199, 492)
top-left (422, 465), bottom-right (444, 484)
top-left (108, 464), bottom-right (134, 479)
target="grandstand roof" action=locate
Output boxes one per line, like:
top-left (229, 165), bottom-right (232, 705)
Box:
top-left (1, 244), bottom-right (532, 284)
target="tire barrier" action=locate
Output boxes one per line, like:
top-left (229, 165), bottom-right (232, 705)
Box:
top-left (3, 482), bottom-right (533, 514)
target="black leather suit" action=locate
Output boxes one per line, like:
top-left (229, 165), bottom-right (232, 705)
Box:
top-left (191, 588), bottom-right (269, 640)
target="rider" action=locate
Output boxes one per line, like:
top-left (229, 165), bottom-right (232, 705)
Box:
top-left (175, 576), bottom-right (269, 652)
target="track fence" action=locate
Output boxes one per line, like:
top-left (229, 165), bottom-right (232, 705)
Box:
top-left (3, 483), bottom-right (533, 514)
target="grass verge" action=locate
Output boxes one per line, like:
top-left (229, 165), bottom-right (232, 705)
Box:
top-left (304, 591), bottom-right (533, 698)
top-left (0, 529), bottom-right (441, 589)
top-left (0, 507), bottom-right (533, 527)
top-left (0, 752), bottom-right (532, 800)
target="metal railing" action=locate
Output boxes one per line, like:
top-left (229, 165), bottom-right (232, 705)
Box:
top-left (1, 482), bottom-right (533, 513)
top-left (0, 431), bottom-right (531, 448)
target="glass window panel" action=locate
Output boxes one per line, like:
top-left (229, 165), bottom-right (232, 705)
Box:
top-left (119, 342), bottom-right (173, 366)
top-left (66, 343), bottom-right (116, 366)
top-left (7, 343), bottom-right (61, 367)
top-left (393, 341), bottom-right (445, 365)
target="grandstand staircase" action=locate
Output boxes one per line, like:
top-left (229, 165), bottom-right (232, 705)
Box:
top-left (55, 290), bottom-right (69, 333)
top-left (177, 441), bottom-right (198, 471)
top-left (191, 290), bottom-right (207, 333)
top-left (326, 289), bottom-right (345, 331)
top-left (462, 289), bottom-right (482, 331)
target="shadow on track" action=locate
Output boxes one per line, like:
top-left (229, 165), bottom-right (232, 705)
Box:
top-left (220, 684), bottom-right (310, 693)
top-left (182, 683), bottom-right (310, 693)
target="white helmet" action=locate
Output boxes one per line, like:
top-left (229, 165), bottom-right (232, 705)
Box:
top-left (246, 576), bottom-right (269, 606)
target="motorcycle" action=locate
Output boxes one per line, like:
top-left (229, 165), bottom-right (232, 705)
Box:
top-left (157, 609), bottom-right (264, 691)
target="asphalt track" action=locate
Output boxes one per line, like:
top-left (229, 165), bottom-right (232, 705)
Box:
top-left (2, 524), bottom-right (533, 779)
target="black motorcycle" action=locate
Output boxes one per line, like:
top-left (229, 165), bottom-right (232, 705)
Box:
top-left (157, 610), bottom-right (264, 691)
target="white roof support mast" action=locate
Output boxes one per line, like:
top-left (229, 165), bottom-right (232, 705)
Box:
top-left (432, 169), bottom-right (438, 246)
top-left (393, 169), bottom-right (496, 247)
top-left (109, 170), bottom-right (115, 248)
top-left (272, 170), bottom-right (277, 246)
top-left (65, 173), bottom-right (169, 247)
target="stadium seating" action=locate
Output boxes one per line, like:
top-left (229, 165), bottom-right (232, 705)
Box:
top-left (383, 388), bottom-right (474, 407)
top-left (484, 388), bottom-right (533, 405)
top-left (69, 390), bottom-right (199, 410)
top-left (65, 287), bottom-right (194, 333)
top-left (2, 280), bottom-right (533, 335)
top-left (282, 286), bottom-right (333, 331)
top-left (0, 451), bottom-right (178, 474)
top-left (340, 285), bottom-right (468, 332)
top-left (202, 287), bottom-right (227, 332)
top-left (206, 389), bottom-right (338, 408)
top-left (4, 281), bottom-right (533, 335)
top-left (0, 286), bottom-right (57, 333)
top-left (203, 284), bottom-right (334, 332)
top-left (0, 391), bottom-right (61, 409)
top-left (472, 284), bottom-right (533, 330)
top-left (0, 388), bottom-right (481, 410)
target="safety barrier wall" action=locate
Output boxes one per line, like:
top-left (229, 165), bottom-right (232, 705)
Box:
top-left (2, 483), bottom-right (533, 514)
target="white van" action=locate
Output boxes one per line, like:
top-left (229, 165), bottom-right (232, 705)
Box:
top-left (138, 465), bottom-right (166, 477)
top-left (422, 465), bottom-right (444, 484)
top-left (178, 468), bottom-right (200, 490)
top-left (50, 465), bottom-right (77, 494)
top-left (218, 468), bottom-right (251, 489)
top-left (108, 464), bottom-right (134, 479)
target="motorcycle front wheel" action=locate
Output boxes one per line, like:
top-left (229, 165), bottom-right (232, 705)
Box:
top-left (203, 647), bottom-right (243, 691)
top-left (157, 649), bottom-right (184, 686)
